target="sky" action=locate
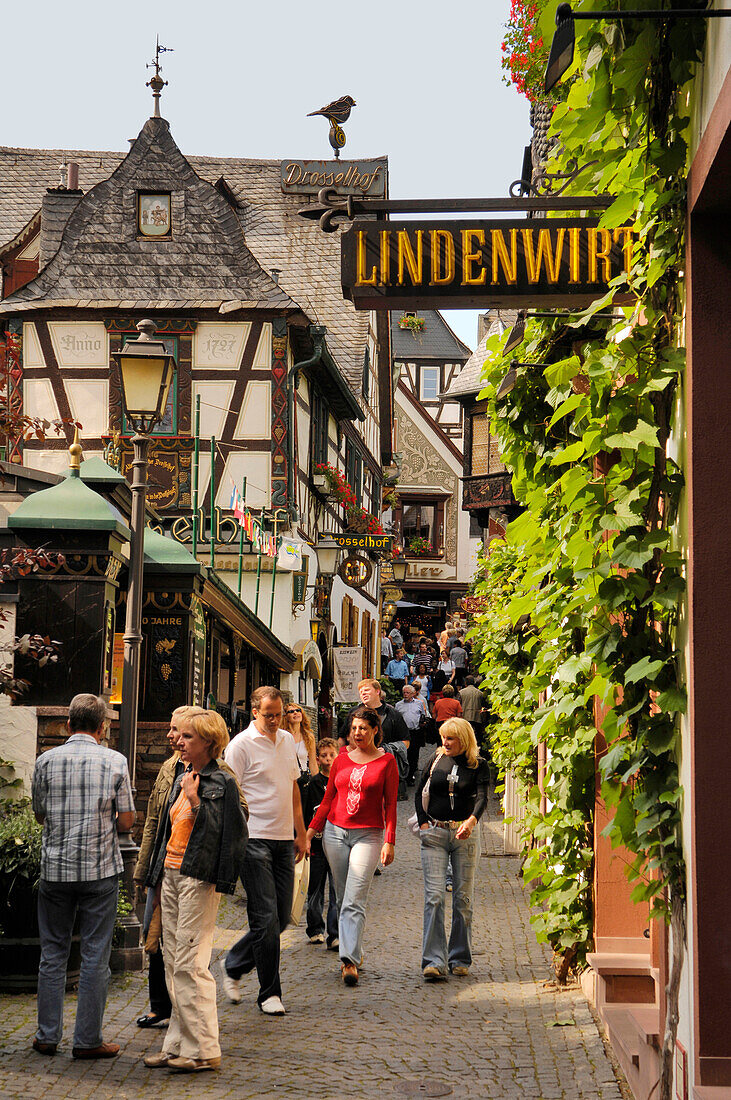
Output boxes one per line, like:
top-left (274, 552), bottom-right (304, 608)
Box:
top-left (3, 0), bottom-right (530, 350)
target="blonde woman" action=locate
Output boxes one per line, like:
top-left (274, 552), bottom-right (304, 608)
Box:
top-left (144, 709), bottom-right (247, 1073)
top-left (414, 718), bottom-right (489, 981)
top-left (282, 703), bottom-right (318, 776)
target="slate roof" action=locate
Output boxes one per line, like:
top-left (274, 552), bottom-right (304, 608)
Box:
top-left (442, 309), bottom-right (518, 400)
top-left (0, 122), bottom-right (388, 392)
top-left (390, 310), bottom-right (470, 362)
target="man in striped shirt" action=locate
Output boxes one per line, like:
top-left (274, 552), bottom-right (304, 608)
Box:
top-left (31, 694), bottom-right (135, 1059)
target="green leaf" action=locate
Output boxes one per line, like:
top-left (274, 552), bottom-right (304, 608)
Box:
top-left (550, 441), bottom-right (586, 466)
top-left (655, 686), bottom-right (686, 714)
top-left (547, 392), bottom-right (585, 429)
top-left (624, 655), bottom-right (665, 685)
top-left (599, 193), bottom-right (637, 231)
top-left (604, 421), bottom-right (659, 451)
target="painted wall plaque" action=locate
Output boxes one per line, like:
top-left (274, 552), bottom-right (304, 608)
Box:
top-left (193, 322), bottom-right (250, 369)
top-left (48, 322), bottom-right (108, 367)
top-left (138, 193), bottom-right (171, 237)
top-left (342, 218), bottom-right (636, 309)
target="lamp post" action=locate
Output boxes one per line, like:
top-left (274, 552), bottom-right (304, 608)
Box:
top-left (110, 319), bottom-right (176, 965)
top-left (113, 319), bottom-right (177, 781)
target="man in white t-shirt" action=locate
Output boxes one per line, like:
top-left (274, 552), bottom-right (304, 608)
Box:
top-left (221, 686), bottom-right (309, 1016)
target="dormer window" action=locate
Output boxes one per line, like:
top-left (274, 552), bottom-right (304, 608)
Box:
top-left (137, 192), bottom-right (171, 238)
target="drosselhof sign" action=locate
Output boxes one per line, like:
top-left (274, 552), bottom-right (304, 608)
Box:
top-left (341, 219), bottom-right (635, 309)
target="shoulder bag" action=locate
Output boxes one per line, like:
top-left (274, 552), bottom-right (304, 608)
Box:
top-left (407, 750), bottom-right (444, 836)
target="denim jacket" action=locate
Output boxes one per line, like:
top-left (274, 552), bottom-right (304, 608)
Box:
top-left (147, 760), bottom-right (248, 895)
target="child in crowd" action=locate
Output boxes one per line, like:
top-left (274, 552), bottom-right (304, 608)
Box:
top-left (303, 738), bottom-right (339, 949)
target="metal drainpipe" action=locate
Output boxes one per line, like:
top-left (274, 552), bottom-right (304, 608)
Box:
top-left (289, 325), bottom-right (326, 520)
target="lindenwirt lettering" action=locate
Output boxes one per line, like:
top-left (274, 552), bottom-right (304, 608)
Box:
top-left (342, 218), bottom-right (636, 309)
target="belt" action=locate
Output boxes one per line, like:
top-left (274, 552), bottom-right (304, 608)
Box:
top-left (429, 818), bottom-right (464, 830)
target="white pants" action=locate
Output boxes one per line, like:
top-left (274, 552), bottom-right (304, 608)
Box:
top-left (160, 868), bottom-right (221, 1060)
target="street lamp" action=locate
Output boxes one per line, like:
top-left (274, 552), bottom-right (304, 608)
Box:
top-left (315, 536), bottom-right (342, 577)
top-left (392, 555), bottom-right (408, 585)
top-left (112, 319), bottom-right (177, 781)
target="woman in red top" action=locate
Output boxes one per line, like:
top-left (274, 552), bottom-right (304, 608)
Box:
top-left (432, 684), bottom-right (463, 726)
top-left (307, 707), bottom-right (398, 986)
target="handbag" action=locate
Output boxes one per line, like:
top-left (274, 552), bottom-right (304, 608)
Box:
top-left (290, 854), bottom-right (310, 926)
top-left (421, 749), bottom-right (444, 813)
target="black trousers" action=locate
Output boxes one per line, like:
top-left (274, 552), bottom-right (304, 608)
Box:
top-left (407, 728), bottom-right (424, 781)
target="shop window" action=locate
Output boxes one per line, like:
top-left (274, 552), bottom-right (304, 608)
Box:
top-left (420, 366), bottom-right (440, 402)
top-left (397, 497), bottom-right (445, 557)
top-left (361, 611), bottom-right (371, 676)
top-left (345, 438), bottom-right (363, 501)
top-left (312, 388), bottom-right (329, 465)
top-left (341, 594), bottom-right (353, 644)
top-left (470, 411), bottom-right (504, 476)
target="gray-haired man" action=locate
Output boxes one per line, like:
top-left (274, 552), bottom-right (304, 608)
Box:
top-left (31, 693), bottom-right (135, 1059)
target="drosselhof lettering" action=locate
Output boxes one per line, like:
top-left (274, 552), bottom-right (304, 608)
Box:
top-left (341, 219), bottom-right (636, 309)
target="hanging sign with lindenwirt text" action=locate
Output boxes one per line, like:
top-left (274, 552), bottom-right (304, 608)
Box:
top-left (341, 218), bottom-right (635, 309)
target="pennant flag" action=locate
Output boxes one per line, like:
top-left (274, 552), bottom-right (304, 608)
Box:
top-left (229, 484), bottom-right (239, 512)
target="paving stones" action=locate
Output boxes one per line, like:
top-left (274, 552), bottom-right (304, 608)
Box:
top-left (0, 786), bottom-right (627, 1099)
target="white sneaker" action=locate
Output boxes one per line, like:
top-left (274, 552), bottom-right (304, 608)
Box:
top-left (219, 959), bottom-right (241, 1004)
top-left (259, 995), bottom-right (286, 1016)
top-left (308, 933), bottom-right (325, 944)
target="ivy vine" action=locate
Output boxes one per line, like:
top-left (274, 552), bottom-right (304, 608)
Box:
top-left (475, 3), bottom-right (707, 1086)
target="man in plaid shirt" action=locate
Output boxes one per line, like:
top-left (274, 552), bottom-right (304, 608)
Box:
top-left (31, 694), bottom-right (135, 1059)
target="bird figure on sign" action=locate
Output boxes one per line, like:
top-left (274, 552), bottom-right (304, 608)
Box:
top-left (307, 95), bottom-right (356, 159)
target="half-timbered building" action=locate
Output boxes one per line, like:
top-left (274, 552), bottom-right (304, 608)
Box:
top-left (387, 311), bottom-right (479, 639)
top-left (0, 99), bottom-right (392, 768)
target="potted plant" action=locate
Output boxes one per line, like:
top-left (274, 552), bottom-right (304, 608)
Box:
top-left (407, 535), bottom-right (433, 557)
top-left (0, 761), bottom-right (81, 991)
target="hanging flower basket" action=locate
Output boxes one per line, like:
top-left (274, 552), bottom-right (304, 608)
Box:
top-left (398, 314), bottom-right (426, 333)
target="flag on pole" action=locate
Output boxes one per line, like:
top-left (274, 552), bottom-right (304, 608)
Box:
top-left (277, 538), bottom-right (302, 571)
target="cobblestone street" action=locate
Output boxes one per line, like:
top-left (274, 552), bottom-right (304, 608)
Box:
top-left (0, 794), bottom-right (628, 1100)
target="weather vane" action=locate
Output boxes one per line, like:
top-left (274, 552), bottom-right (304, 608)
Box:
top-left (307, 95), bottom-right (356, 159)
top-left (146, 36), bottom-right (173, 118)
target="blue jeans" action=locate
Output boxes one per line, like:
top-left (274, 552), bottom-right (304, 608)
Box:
top-left (36, 874), bottom-right (119, 1048)
top-left (225, 838), bottom-right (294, 1004)
top-left (306, 843), bottom-right (338, 942)
top-left (323, 822), bottom-right (382, 966)
top-left (420, 825), bottom-right (479, 972)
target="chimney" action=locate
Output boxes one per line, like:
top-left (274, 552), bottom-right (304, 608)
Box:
top-left (477, 312), bottom-right (490, 343)
top-left (40, 190), bottom-right (83, 268)
top-left (67, 162), bottom-right (79, 190)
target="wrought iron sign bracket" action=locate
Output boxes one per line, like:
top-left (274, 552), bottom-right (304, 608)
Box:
top-left (299, 179), bottom-right (613, 234)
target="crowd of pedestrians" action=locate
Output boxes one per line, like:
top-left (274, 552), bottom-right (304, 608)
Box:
top-left (28, 637), bottom-right (490, 1076)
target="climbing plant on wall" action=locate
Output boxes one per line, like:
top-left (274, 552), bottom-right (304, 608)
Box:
top-left (475, 4), bottom-right (706, 1091)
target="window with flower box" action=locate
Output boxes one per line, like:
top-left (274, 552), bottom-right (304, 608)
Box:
top-left (394, 495), bottom-right (446, 558)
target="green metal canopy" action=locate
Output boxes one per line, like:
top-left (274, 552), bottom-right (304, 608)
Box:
top-left (143, 527), bottom-right (203, 575)
top-left (79, 456), bottom-right (128, 486)
top-left (8, 467), bottom-right (130, 538)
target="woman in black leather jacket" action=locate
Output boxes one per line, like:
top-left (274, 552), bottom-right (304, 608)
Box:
top-left (144, 709), bottom-right (247, 1074)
